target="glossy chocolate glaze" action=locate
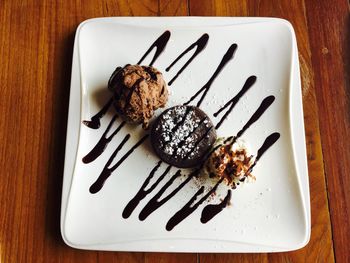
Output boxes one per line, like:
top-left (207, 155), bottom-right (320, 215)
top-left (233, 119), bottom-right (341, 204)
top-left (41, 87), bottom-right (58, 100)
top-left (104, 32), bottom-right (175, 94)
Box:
top-left (200, 190), bottom-right (231, 224)
top-left (82, 116), bottom-right (125, 163)
top-left (137, 31), bottom-right (171, 66)
top-left (166, 34), bottom-right (209, 85)
top-left (82, 98), bottom-right (113, 129)
top-left (214, 76), bottom-right (257, 129)
top-left (89, 134), bottom-right (148, 194)
top-left (184, 44), bottom-right (238, 107)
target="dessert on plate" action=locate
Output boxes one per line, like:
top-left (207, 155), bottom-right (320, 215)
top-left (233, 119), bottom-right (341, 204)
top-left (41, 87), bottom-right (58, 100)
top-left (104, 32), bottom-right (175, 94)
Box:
top-left (205, 138), bottom-right (255, 188)
top-left (150, 105), bottom-right (217, 168)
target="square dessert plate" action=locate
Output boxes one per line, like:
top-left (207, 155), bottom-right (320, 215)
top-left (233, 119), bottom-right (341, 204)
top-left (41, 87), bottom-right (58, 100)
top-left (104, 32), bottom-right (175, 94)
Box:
top-left (61, 17), bottom-right (310, 252)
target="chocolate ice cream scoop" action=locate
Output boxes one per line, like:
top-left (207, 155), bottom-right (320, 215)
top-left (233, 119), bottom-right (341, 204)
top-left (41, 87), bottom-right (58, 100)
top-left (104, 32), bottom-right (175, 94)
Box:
top-left (108, 64), bottom-right (168, 129)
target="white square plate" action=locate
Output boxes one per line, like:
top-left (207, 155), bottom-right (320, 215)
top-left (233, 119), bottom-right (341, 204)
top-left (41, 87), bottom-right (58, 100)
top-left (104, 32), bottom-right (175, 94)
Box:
top-left (61, 17), bottom-right (310, 252)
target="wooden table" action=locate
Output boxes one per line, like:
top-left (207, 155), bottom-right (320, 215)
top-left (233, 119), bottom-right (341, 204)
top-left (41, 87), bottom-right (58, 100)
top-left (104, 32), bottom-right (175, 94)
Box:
top-left (0, 0), bottom-right (349, 262)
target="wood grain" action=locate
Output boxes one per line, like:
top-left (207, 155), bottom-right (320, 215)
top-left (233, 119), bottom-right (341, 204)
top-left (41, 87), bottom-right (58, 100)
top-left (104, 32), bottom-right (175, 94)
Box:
top-left (304, 1), bottom-right (350, 262)
top-left (0, 0), bottom-right (348, 262)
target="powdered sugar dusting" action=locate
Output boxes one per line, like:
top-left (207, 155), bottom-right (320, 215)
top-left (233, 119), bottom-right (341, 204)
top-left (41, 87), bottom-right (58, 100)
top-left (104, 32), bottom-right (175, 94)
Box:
top-left (151, 105), bottom-right (217, 168)
top-left (160, 106), bottom-right (203, 158)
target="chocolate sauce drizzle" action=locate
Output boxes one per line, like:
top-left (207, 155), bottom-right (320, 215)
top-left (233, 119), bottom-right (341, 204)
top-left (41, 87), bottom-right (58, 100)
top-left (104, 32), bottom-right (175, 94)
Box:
top-left (200, 190), bottom-right (231, 224)
top-left (166, 34), bottom-right (209, 86)
top-left (108, 66), bottom-right (124, 89)
top-left (89, 134), bottom-right (149, 194)
top-left (247, 132), bottom-right (281, 174)
top-left (82, 98), bottom-right (113, 129)
top-left (82, 116), bottom-right (125, 163)
top-left (122, 162), bottom-right (170, 218)
top-left (139, 170), bottom-right (181, 220)
top-left (137, 31), bottom-right (171, 66)
top-left (166, 178), bottom-right (224, 231)
top-left (214, 76), bottom-right (257, 129)
top-left (89, 134), bottom-right (129, 193)
top-left (184, 44), bottom-right (238, 107)
top-left (236, 96), bottom-right (275, 139)
top-left (257, 133), bottom-right (280, 160)
top-left (223, 95), bottom-right (276, 145)
top-left (202, 94), bottom-right (275, 166)
top-left (139, 169), bottom-right (200, 221)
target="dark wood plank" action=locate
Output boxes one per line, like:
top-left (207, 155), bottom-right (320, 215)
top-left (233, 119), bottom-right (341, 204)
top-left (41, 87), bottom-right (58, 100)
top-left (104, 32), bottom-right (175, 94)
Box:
top-left (189, 0), bottom-right (335, 262)
top-left (0, 0), bottom-right (193, 263)
top-left (304, 1), bottom-right (350, 262)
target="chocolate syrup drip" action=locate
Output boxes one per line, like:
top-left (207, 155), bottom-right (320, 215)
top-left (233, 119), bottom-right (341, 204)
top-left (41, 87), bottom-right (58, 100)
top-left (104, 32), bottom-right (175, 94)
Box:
top-left (247, 132), bottom-right (280, 173)
top-left (222, 96), bottom-right (276, 146)
top-left (200, 190), bottom-right (231, 224)
top-left (256, 133), bottom-right (280, 160)
top-left (142, 66), bottom-right (157, 80)
top-left (89, 134), bottom-right (149, 194)
top-left (202, 96), bottom-right (271, 169)
top-left (82, 98), bottom-right (113, 129)
top-left (166, 34), bottom-right (209, 86)
top-left (139, 169), bottom-right (200, 221)
top-left (166, 178), bottom-right (224, 231)
top-left (123, 162), bottom-right (172, 218)
top-left (82, 116), bottom-right (126, 163)
top-left (137, 31), bottom-right (171, 66)
top-left (235, 96), bottom-right (275, 139)
top-left (214, 76), bottom-right (257, 129)
top-left (184, 44), bottom-right (238, 107)
top-left (89, 134), bottom-right (130, 193)
top-left (82, 68), bottom-right (123, 130)
top-left (204, 95), bottom-right (276, 165)
top-left (108, 66), bottom-right (124, 90)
